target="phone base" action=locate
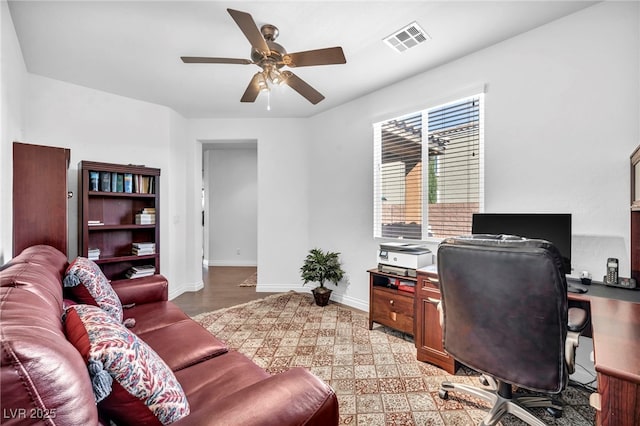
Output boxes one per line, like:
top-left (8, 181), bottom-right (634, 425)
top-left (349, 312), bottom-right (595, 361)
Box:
top-left (603, 276), bottom-right (638, 290)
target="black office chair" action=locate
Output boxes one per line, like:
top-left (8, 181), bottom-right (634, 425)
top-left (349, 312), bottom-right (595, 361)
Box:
top-left (436, 235), bottom-right (587, 426)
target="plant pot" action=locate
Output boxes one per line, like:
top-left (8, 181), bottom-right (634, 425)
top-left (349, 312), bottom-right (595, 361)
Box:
top-left (312, 287), bottom-right (332, 306)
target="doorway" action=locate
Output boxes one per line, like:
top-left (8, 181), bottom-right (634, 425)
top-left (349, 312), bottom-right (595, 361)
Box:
top-left (202, 140), bottom-right (258, 286)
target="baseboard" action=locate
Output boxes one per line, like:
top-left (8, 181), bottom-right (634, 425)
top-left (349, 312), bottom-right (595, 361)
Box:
top-left (255, 284), bottom-right (368, 312)
top-left (255, 283), bottom-right (307, 293)
top-left (168, 279), bottom-right (204, 300)
top-left (331, 292), bottom-right (368, 313)
top-left (205, 259), bottom-right (258, 267)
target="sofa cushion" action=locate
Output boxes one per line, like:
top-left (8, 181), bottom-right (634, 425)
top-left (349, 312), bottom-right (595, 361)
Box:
top-left (64, 257), bottom-right (123, 322)
top-left (174, 350), bottom-right (270, 408)
top-left (1, 286), bottom-right (99, 426)
top-left (137, 319), bottom-right (229, 371)
top-left (7, 244), bottom-right (69, 279)
top-left (64, 304), bottom-right (190, 425)
top-left (123, 301), bottom-right (190, 334)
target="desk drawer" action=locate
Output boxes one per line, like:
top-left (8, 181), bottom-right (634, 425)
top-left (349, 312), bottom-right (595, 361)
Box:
top-left (371, 287), bottom-right (414, 335)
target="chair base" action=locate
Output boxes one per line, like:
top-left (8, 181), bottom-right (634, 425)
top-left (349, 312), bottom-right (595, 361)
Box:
top-left (439, 376), bottom-right (563, 426)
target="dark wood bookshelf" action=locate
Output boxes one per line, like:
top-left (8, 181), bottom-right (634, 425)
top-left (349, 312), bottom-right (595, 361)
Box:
top-left (78, 161), bottom-right (160, 280)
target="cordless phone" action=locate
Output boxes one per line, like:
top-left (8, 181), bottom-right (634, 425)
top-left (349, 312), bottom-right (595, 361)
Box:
top-left (605, 258), bottom-right (618, 284)
top-left (603, 258), bottom-right (637, 289)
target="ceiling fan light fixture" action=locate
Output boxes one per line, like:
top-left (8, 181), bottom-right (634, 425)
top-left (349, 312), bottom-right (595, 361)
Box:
top-left (257, 73), bottom-right (269, 91)
top-left (268, 68), bottom-right (285, 85)
top-left (383, 21), bottom-right (430, 53)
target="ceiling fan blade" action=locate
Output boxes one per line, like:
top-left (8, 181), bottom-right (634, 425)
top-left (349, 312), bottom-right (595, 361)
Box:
top-left (284, 47), bottom-right (346, 67)
top-left (227, 8), bottom-right (270, 57)
top-left (241, 73), bottom-right (262, 103)
top-left (181, 57), bottom-right (253, 65)
top-left (282, 71), bottom-right (325, 105)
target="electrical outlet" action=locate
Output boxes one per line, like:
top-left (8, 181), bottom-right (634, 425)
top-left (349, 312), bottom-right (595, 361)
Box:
top-left (236, 248), bottom-right (241, 255)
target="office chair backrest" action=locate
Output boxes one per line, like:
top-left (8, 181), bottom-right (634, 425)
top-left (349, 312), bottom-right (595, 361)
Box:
top-left (437, 234), bottom-right (569, 394)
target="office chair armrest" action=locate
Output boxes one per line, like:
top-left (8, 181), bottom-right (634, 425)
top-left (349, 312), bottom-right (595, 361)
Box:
top-left (565, 307), bottom-right (588, 374)
top-left (568, 307), bottom-right (588, 332)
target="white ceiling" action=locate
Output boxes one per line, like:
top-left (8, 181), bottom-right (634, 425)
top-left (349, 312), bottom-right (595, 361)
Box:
top-left (8, 1), bottom-right (597, 119)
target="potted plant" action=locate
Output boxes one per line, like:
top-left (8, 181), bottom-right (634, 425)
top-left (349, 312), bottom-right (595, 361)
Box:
top-left (300, 248), bottom-right (345, 306)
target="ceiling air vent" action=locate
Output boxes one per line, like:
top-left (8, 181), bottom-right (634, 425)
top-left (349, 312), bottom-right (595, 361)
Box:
top-left (383, 22), bottom-right (430, 53)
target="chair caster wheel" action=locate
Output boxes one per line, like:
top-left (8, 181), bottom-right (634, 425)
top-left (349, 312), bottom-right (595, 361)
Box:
top-left (438, 389), bottom-right (449, 400)
top-left (546, 407), bottom-right (562, 418)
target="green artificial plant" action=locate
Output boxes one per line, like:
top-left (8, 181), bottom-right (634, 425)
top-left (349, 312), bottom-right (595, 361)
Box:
top-left (300, 248), bottom-right (345, 293)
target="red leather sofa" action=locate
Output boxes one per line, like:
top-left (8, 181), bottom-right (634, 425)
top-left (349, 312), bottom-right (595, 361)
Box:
top-left (1, 245), bottom-right (338, 425)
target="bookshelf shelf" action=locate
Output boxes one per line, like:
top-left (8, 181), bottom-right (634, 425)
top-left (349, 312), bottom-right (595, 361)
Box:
top-left (79, 161), bottom-right (160, 280)
top-left (88, 224), bottom-right (156, 231)
top-left (94, 254), bottom-right (157, 264)
top-left (88, 191), bottom-right (156, 199)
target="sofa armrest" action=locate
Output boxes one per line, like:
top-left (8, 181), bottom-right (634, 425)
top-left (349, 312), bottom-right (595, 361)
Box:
top-left (181, 368), bottom-right (338, 426)
top-left (111, 274), bottom-right (168, 305)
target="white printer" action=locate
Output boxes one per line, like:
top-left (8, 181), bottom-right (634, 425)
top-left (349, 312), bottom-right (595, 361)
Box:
top-left (378, 242), bottom-right (433, 277)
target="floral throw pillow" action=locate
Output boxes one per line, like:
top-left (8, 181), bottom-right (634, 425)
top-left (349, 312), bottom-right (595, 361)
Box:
top-left (64, 257), bottom-right (123, 323)
top-left (64, 304), bottom-right (190, 425)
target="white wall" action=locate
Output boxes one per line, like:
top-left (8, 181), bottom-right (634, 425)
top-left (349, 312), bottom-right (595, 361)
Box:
top-left (205, 146), bottom-right (258, 266)
top-left (22, 74), bottom-right (192, 296)
top-left (165, 108), bottom-right (193, 298)
top-left (0, 0), bottom-right (27, 264)
top-left (307, 1), bottom-right (639, 309)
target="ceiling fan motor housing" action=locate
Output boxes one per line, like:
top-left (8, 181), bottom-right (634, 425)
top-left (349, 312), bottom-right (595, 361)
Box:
top-left (251, 24), bottom-right (287, 68)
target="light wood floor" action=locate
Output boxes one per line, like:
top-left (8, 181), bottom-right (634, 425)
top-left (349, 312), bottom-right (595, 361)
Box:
top-left (172, 266), bottom-right (281, 317)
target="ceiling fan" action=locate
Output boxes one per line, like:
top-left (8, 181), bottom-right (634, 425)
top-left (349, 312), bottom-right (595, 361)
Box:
top-left (181, 8), bottom-right (346, 105)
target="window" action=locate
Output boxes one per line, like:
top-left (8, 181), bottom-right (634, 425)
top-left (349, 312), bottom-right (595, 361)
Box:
top-left (373, 94), bottom-right (484, 240)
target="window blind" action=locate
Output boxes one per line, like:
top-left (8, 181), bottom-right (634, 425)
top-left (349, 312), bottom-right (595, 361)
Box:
top-left (374, 94), bottom-right (483, 240)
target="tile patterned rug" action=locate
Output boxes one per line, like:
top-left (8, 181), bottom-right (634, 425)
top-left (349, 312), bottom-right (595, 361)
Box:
top-left (238, 271), bottom-right (257, 287)
top-left (193, 292), bottom-right (595, 425)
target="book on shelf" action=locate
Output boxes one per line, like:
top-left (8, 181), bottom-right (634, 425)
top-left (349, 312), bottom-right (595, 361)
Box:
top-left (92, 171), bottom-right (155, 193)
top-left (100, 172), bottom-right (111, 192)
top-left (116, 173), bottom-right (124, 192)
top-left (125, 264), bottom-right (156, 279)
top-left (111, 172), bottom-right (118, 192)
top-left (135, 207), bottom-right (156, 224)
top-left (89, 171), bottom-right (100, 191)
top-left (135, 214), bottom-right (155, 225)
top-left (88, 248), bottom-right (101, 260)
top-left (88, 220), bottom-right (104, 226)
top-left (133, 175), bottom-right (155, 194)
top-left (124, 173), bottom-right (133, 193)
top-left (132, 242), bottom-right (156, 255)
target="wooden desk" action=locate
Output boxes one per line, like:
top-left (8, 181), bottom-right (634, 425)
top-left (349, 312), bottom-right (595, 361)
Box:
top-left (369, 266), bottom-right (640, 424)
top-left (568, 283), bottom-right (640, 426)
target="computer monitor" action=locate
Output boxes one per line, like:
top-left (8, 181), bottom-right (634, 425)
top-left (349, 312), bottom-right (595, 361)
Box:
top-left (471, 213), bottom-right (572, 274)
